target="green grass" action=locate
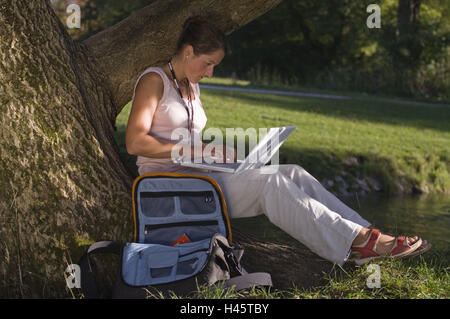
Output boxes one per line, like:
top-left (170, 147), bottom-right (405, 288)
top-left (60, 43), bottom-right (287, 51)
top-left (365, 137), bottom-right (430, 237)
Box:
top-left (294, 258), bottom-right (450, 299)
top-left (114, 78), bottom-right (450, 299)
top-left (199, 87), bottom-right (450, 194)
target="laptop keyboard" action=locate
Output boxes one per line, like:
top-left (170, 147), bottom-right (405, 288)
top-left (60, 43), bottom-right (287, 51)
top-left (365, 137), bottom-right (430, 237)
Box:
top-left (202, 162), bottom-right (240, 169)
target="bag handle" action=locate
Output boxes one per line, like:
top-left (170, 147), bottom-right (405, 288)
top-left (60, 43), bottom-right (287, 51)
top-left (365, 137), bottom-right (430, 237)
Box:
top-left (78, 241), bottom-right (122, 299)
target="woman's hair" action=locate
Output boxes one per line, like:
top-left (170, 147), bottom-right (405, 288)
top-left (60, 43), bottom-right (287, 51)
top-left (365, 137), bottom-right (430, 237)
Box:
top-left (176, 15), bottom-right (227, 56)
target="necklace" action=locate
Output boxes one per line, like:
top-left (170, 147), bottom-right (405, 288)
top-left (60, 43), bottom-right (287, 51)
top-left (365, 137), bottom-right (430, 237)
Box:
top-left (168, 60), bottom-right (194, 133)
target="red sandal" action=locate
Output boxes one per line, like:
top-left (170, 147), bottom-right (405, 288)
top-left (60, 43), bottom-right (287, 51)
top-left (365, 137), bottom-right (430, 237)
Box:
top-left (384, 233), bottom-right (431, 259)
top-left (349, 229), bottom-right (423, 266)
top-left (370, 228), bottom-right (431, 259)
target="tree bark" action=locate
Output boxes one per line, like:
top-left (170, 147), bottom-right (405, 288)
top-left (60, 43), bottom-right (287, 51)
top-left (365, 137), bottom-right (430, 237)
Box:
top-left (0, 0), bottom-right (282, 298)
top-left (0, 0), bottom-right (132, 298)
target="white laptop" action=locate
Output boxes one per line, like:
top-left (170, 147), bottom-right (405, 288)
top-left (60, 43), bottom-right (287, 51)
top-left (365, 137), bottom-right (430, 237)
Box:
top-left (173, 126), bottom-right (296, 174)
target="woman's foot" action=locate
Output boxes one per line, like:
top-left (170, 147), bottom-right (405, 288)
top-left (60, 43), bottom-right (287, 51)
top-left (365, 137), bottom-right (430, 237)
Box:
top-left (353, 228), bottom-right (420, 255)
top-left (365, 225), bottom-right (430, 257)
top-left (349, 228), bottom-right (423, 265)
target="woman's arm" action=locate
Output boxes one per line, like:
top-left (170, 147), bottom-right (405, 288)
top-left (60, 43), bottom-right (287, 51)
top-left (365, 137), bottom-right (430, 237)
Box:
top-left (126, 72), bottom-right (235, 162)
top-left (125, 72), bottom-right (179, 158)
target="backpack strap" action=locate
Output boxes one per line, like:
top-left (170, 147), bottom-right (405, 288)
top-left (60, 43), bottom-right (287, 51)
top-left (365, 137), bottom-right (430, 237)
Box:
top-left (220, 243), bottom-right (273, 291)
top-left (215, 236), bottom-right (273, 290)
top-left (78, 241), bottom-right (122, 299)
top-left (224, 272), bottom-right (273, 291)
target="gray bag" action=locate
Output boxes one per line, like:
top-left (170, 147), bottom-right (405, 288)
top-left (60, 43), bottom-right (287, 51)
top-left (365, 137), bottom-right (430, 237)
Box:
top-left (79, 173), bottom-right (272, 298)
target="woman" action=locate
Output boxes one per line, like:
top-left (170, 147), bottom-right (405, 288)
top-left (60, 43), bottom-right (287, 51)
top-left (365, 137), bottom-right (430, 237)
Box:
top-left (126, 16), bottom-right (430, 266)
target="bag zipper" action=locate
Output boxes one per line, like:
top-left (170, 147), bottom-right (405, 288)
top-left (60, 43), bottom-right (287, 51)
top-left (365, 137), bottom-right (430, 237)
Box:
top-left (145, 220), bottom-right (218, 232)
top-left (140, 191), bottom-right (214, 198)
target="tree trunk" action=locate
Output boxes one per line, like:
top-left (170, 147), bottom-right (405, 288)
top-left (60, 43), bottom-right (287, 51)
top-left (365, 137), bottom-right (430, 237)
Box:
top-left (395, 0), bottom-right (422, 91)
top-left (0, 0), bottom-right (282, 298)
top-left (397, 0), bottom-right (421, 35)
top-left (0, 0), bottom-right (132, 298)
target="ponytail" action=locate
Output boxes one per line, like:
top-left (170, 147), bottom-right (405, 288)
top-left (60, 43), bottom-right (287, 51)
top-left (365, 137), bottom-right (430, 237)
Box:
top-left (176, 15), bottom-right (227, 56)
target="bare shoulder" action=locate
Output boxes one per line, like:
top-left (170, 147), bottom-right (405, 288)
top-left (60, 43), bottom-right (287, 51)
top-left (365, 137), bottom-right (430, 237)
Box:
top-left (134, 71), bottom-right (164, 101)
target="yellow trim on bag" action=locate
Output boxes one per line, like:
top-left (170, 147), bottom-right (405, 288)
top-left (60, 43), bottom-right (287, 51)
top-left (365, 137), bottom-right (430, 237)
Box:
top-left (132, 172), bottom-right (232, 244)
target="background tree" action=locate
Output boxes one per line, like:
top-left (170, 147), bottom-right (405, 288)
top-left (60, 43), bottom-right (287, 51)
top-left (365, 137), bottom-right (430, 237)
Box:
top-left (219, 0), bottom-right (449, 99)
top-left (391, 0), bottom-right (450, 95)
top-left (51, 0), bottom-right (158, 41)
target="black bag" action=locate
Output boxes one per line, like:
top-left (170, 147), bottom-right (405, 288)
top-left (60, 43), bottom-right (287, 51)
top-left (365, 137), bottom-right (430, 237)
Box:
top-left (78, 173), bottom-right (272, 298)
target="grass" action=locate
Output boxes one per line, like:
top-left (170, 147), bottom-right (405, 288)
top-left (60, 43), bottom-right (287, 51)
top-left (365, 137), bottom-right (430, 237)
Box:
top-left (205, 79), bottom-right (450, 194)
top-left (114, 77), bottom-right (450, 299)
top-left (295, 258), bottom-right (449, 299)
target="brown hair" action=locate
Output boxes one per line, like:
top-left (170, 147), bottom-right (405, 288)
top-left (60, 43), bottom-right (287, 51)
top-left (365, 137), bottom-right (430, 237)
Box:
top-left (176, 15), bottom-right (227, 56)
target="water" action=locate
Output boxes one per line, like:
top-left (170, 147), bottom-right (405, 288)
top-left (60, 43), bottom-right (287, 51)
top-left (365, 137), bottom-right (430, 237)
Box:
top-left (343, 193), bottom-right (450, 253)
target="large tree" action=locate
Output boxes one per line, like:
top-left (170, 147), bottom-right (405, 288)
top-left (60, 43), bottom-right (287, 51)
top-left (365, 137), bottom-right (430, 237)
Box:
top-left (0, 0), bottom-right (289, 298)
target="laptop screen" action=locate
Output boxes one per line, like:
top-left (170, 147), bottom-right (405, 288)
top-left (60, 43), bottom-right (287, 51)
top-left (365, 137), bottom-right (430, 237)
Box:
top-left (235, 126), bottom-right (296, 173)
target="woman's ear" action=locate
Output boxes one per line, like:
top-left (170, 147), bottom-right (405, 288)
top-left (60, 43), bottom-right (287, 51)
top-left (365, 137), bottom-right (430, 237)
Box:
top-left (183, 45), bottom-right (194, 59)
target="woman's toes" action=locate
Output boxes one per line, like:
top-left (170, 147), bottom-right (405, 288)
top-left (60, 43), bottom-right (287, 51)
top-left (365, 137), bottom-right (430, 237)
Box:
top-left (408, 236), bottom-right (420, 245)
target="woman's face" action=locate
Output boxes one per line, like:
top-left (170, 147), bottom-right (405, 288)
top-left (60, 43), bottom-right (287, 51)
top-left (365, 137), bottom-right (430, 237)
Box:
top-left (184, 47), bottom-right (225, 83)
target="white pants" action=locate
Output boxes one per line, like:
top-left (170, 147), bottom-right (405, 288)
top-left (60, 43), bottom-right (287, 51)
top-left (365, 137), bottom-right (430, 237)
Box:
top-left (138, 164), bottom-right (371, 265)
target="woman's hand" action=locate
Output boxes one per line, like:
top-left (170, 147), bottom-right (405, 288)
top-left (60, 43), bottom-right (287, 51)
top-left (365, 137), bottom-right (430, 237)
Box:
top-left (202, 142), bottom-right (237, 163)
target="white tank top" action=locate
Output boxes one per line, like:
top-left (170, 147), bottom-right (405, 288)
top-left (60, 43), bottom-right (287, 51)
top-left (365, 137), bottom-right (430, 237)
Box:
top-left (131, 66), bottom-right (207, 173)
